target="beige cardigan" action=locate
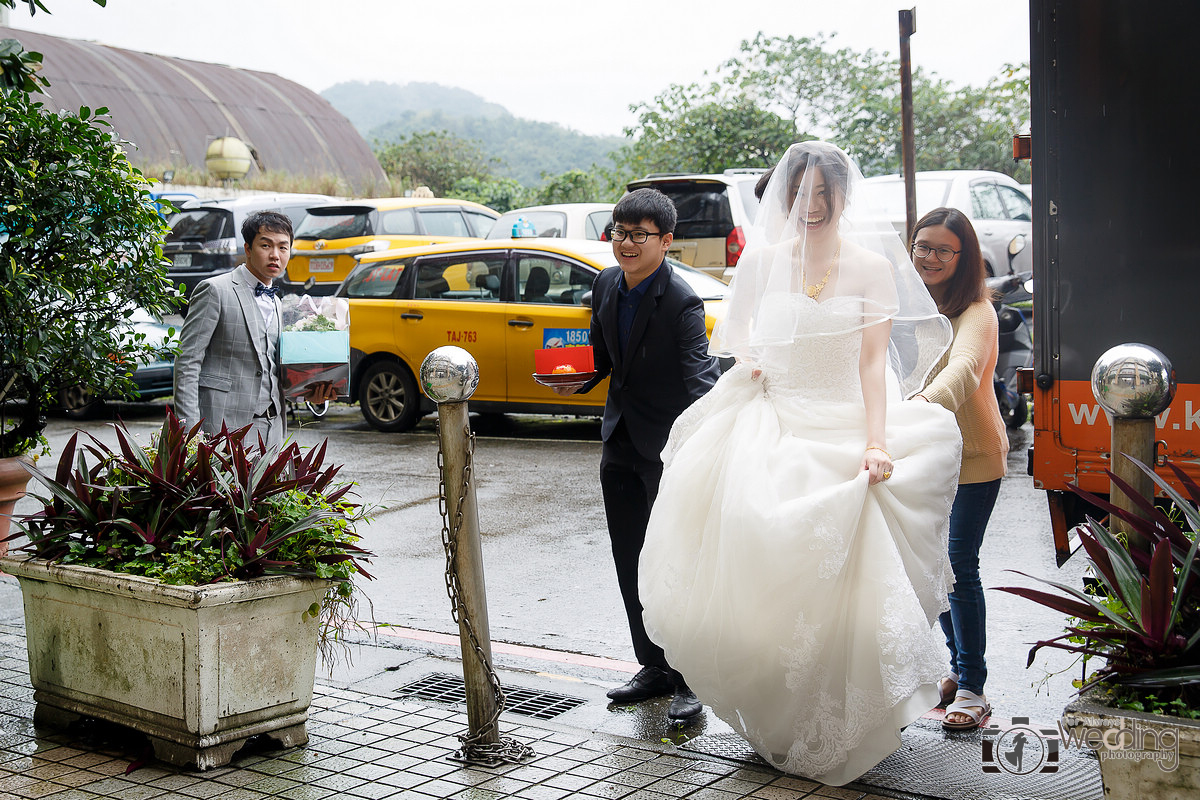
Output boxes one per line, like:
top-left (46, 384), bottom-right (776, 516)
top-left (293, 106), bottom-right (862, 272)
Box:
top-left (918, 299), bottom-right (1009, 484)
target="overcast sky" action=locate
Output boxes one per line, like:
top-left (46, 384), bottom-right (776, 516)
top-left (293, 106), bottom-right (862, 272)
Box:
top-left (5, 0), bottom-right (1030, 137)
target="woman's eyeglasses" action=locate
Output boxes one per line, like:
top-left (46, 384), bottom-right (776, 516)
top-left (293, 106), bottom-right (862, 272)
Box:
top-left (911, 243), bottom-right (961, 262)
top-left (609, 228), bottom-right (665, 244)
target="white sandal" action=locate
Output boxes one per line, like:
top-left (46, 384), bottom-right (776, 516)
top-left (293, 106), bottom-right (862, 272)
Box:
top-left (943, 689), bottom-right (990, 730)
top-left (937, 672), bottom-right (959, 709)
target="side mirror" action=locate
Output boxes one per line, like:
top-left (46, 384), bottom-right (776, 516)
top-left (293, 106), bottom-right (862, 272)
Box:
top-left (581, 291), bottom-right (593, 308)
top-left (1008, 234), bottom-right (1027, 257)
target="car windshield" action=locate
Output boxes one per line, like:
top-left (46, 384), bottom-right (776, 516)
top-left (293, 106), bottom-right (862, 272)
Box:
top-left (857, 179), bottom-right (953, 219)
top-left (656, 183), bottom-right (735, 239)
top-left (295, 210), bottom-right (372, 240)
top-left (166, 209), bottom-right (234, 242)
top-left (487, 211), bottom-right (569, 239)
top-left (667, 258), bottom-right (729, 300)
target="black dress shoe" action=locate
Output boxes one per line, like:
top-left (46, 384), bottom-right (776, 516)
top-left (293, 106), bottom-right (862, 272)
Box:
top-left (606, 666), bottom-right (675, 703)
top-left (667, 688), bottom-right (702, 723)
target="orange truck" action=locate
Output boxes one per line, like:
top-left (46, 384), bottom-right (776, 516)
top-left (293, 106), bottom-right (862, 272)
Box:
top-left (1026, 0), bottom-right (1200, 563)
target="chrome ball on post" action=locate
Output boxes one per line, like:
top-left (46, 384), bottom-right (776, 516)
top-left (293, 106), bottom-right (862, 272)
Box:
top-left (420, 346), bottom-right (479, 403)
top-left (1090, 343), bottom-right (1176, 419)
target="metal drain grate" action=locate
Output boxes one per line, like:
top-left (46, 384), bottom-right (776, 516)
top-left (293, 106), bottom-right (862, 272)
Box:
top-left (681, 732), bottom-right (766, 764)
top-left (396, 673), bottom-right (587, 720)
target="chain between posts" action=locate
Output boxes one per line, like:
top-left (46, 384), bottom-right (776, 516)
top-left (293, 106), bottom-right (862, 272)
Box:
top-left (436, 417), bottom-right (535, 768)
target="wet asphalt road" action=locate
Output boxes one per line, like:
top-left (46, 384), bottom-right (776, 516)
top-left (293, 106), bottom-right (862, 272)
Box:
top-left (10, 399), bottom-right (1090, 726)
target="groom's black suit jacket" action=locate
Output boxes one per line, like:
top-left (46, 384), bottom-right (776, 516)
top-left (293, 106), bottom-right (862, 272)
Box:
top-left (582, 261), bottom-right (720, 460)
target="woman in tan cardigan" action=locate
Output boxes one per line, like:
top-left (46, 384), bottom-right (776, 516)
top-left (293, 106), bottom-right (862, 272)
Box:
top-left (911, 208), bottom-right (1008, 731)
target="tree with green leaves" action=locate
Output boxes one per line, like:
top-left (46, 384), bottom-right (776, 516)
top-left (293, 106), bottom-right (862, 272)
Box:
top-left (374, 130), bottom-right (497, 197)
top-left (448, 175), bottom-right (530, 213)
top-left (621, 32), bottom-right (1030, 181)
top-left (0, 30), bottom-right (178, 458)
top-left (530, 169), bottom-right (609, 206)
top-left (614, 81), bottom-right (798, 179)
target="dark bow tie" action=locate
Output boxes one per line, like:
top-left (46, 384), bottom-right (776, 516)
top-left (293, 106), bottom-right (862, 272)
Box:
top-left (254, 283), bottom-right (277, 298)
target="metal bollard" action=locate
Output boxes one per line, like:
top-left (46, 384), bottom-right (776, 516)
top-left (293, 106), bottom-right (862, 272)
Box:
top-left (1090, 344), bottom-right (1176, 554)
top-left (420, 347), bottom-right (498, 746)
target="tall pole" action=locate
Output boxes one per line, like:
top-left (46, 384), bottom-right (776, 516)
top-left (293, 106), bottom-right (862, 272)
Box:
top-left (899, 9), bottom-right (918, 242)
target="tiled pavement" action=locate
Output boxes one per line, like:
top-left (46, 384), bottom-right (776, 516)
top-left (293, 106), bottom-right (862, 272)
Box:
top-left (0, 623), bottom-right (908, 800)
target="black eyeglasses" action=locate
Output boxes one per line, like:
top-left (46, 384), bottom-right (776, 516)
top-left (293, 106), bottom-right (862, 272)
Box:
top-left (912, 243), bottom-right (961, 262)
top-left (609, 228), bottom-right (665, 244)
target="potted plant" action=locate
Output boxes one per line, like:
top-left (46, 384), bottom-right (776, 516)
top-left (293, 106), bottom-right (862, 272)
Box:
top-left (0, 35), bottom-right (180, 539)
top-left (996, 456), bottom-right (1200, 796)
top-left (0, 410), bottom-right (374, 769)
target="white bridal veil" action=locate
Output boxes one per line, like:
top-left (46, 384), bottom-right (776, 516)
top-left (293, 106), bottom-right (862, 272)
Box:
top-left (710, 141), bottom-right (951, 399)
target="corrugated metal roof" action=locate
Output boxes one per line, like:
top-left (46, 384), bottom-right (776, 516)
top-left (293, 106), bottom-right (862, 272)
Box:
top-left (0, 26), bottom-right (386, 194)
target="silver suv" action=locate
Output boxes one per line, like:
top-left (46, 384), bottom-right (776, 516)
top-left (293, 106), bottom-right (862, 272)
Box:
top-left (163, 193), bottom-right (332, 298)
top-left (626, 170), bottom-right (764, 279)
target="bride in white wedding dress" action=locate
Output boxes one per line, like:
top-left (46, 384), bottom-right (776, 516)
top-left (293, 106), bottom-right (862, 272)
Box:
top-left (638, 141), bottom-right (963, 786)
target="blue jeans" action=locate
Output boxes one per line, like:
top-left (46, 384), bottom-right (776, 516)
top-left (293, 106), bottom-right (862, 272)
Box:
top-left (938, 478), bottom-right (1001, 696)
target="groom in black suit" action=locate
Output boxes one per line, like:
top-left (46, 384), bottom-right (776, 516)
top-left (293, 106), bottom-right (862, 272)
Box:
top-left (560, 188), bottom-right (720, 723)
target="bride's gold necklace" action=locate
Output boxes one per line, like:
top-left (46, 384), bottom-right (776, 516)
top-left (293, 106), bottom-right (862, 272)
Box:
top-left (803, 239), bottom-right (841, 299)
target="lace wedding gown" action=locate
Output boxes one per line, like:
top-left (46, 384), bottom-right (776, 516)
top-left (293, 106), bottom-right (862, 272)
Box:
top-left (639, 294), bottom-right (962, 786)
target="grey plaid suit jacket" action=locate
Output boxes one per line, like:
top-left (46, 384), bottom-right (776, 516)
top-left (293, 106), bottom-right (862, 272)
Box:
top-left (173, 265), bottom-right (286, 440)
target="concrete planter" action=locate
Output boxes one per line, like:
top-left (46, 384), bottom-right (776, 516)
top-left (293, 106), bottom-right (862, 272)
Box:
top-left (1061, 693), bottom-right (1200, 799)
top-left (0, 554), bottom-right (326, 770)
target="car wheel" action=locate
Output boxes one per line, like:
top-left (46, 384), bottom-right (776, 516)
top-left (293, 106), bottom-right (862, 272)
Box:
top-left (60, 386), bottom-right (102, 420)
top-left (360, 361), bottom-right (420, 432)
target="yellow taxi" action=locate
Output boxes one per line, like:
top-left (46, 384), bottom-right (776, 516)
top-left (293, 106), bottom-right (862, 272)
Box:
top-left (337, 238), bottom-right (729, 431)
top-left (285, 197), bottom-right (499, 292)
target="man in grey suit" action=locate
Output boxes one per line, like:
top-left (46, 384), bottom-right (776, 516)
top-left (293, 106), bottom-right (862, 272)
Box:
top-left (173, 210), bottom-right (292, 449)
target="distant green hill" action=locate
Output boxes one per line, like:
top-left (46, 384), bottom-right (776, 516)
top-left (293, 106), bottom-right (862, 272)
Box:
top-left (322, 81), bottom-right (624, 187)
top-left (323, 80), bottom-right (509, 133)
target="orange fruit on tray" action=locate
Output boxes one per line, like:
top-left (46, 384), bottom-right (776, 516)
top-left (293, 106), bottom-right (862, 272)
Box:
top-left (552, 364), bottom-right (578, 374)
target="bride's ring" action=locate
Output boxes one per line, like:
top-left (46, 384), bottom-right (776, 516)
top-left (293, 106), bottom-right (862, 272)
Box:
top-left (882, 470), bottom-right (892, 480)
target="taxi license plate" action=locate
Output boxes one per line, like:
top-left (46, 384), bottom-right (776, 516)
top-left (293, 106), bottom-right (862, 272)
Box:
top-left (172, 254), bottom-right (192, 268)
top-left (309, 257), bottom-right (335, 273)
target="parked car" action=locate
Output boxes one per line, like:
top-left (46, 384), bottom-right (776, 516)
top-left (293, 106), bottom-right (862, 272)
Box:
top-left (59, 308), bottom-right (178, 419)
top-left (486, 203), bottom-right (614, 241)
top-left (337, 238), bottom-right (729, 432)
top-left (287, 198), bottom-right (500, 295)
top-left (150, 191), bottom-right (197, 219)
top-left (626, 170), bottom-right (765, 279)
top-left (857, 170), bottom-right (1033, 276)
top-left (162, 193), bottom-right (332, 299)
